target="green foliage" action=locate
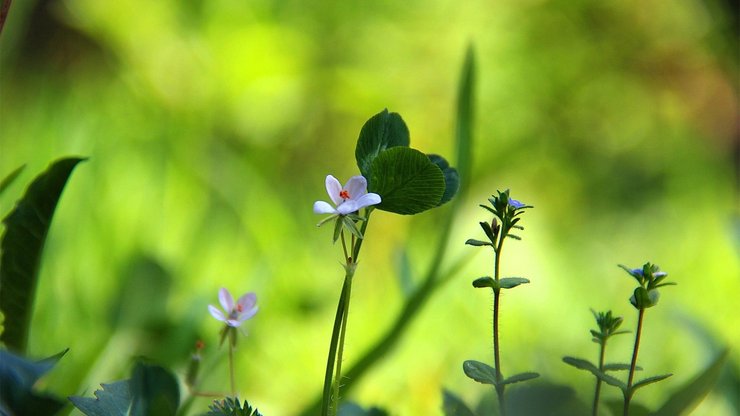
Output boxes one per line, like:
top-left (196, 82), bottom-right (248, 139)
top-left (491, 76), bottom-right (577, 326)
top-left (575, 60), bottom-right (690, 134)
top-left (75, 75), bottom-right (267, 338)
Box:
top-left (463, 360), bottom-right (499, 386)
top-left (0, 348), bottom-right (68, 416)
top-left (0, 157), bottom-right (85, 353)
top-left (70, 362), bottom-right (179, 416)
top-left (442, 389), bottom-right (477, 416)
top-left (590, 310), bottom-right (628, 344)
top-left (337, 402), bottom-right (389, 416)
top-left (354, 109), bottom-right (458, 215)
top-left (205, 397), bottom-right (262, 416)
top-left (0, 165), bottom-right (25, 196)
top-left (368, 147), bottom-right (445, 215)
top-left (653, 349), bottom-right (729, 416)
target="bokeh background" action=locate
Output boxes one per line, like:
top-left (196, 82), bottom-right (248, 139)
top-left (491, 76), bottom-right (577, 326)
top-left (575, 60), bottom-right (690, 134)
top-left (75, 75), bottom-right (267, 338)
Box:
top-left (1, 0), bottom-right (738, 414)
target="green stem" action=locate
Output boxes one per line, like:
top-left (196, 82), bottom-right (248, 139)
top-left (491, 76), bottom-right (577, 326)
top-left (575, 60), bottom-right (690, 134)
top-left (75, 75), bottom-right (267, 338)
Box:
top-left (624, 308), bottom-right (645, 416)
top-left (228, 337), bottom-right (235, 397)
top-left (320, 210), bottom-right (372, 416)
top-left (493, 235), bottom-right (505, 415)
top-left (593, 341), bottom-right (607, 416)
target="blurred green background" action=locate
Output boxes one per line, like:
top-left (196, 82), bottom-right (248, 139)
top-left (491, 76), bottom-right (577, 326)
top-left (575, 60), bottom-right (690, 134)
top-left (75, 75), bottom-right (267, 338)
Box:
top-left (1, 0), bottom-right (738, 414)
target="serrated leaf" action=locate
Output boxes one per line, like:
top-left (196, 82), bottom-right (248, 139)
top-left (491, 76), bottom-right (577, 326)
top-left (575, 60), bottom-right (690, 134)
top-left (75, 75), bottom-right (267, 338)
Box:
top-left (355, 109), bottom-right (410, 178)
top-left (463, 360), bottom-right (499, 386)
top-left (129, 362), bottom-right (179, 416)
top-left (428, 154), bottom-right (459, 206)
top-left (498, 277), bottom-right (530, 289)
top-left (631, 373), bottom-right (672, 391)
top-left (0, 349), bottom-right (68, 416)
top-left (502, 372), bottom-right (539, 385)
top-left (562, 357), bottom-right (627, 390)
top-left (0, 157), bottom-right (86, 353)
top-left (206, 397), bottom-right (263, 416)
top-left (653, 349), bottom-right (728, 416)
top-left (0, 165), bottom-right (25, 196)
top-left (69, 381), bottom-right (131, 416)
top-left (368, 147), bottom-right (445, 215)
top-left (441, 389), bottom-right (476, 416)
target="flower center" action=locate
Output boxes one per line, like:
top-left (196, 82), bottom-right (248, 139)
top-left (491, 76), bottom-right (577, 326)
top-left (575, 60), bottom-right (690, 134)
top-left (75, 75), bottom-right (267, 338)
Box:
top-left (339, 189), bottom-right (350, 200)
top-left (236, 304), bottom-right (244, 313)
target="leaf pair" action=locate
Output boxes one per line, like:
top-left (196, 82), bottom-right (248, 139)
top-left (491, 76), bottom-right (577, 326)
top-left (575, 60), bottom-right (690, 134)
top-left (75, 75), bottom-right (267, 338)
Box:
top-left (355, 109), bottom-right (459, 215)
top-left (463, 360), bottom-right (539, 387)
top-left (562, 356), bottom-right (670, 395)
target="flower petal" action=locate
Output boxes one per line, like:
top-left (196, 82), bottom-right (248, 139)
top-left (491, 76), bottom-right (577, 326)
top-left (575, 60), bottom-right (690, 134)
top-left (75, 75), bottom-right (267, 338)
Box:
top-left (344, 176), bottom-right (368, 199)
top-left (236, 292), bottom-right (257, 311)
top-left (325, 175), bottom-right (343, 206)
top-left (239, 305), bottom-right (259, 321)
top-left (208, 305), bottom-right (226, 322)
top-left (218, 287), bottom-right (234, 312)
top-left (354, 192), bottom-right (381, 210)
top-left (313, 201), bottom-right (338, 214)
top-left (337, 200), bottom-right (360, 215)
top-left (225, 319), bottom-right (242, 327)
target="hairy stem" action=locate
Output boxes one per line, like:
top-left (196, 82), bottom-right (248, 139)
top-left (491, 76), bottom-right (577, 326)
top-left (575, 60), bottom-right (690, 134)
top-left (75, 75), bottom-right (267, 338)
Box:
top-left (624, 309), bottom-right (645, 416)
top-left (493, 236), bottom-right (505, 415)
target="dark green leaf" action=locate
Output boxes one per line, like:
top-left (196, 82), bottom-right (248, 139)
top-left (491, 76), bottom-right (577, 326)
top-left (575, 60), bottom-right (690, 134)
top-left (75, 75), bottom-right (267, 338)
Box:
top-left (502, 372), bottom-right (539, 385)
top-left (206, 397), bottom-right (263, 416)
top-left (472, 276), bottom-right (495, 289)
top-left (0, 157), bottom-right (86, 353)
top-left (506, 382), bottom-right (590, 416)
top-left (0, 349), bottom-right (68, 416)
top-left (428, 154), bottom-right (459, 206)
top-left (605, 400), bottom-right (651, 416)
top-left (631, 374), bottom-right (672, 391)
top-left (442, 389), bottom-right (476, 416)
top-left (454, 45), bottom-right (474, 197)
top-left (69, 381), bottom-right (131, 416)
top-left (130, 362), bottom-right (179, 416)
top-left (0, 165), bottom-right (25, 196)
top-left (498, 277), bottom-right (530, 289)
top-left (368, 147), bottom-right (445, 215)
top-left (465, 239), bottom-right (492, 247)
top-left (653, 349), bottom-right (728, 416)
top-left (355, 109), bottom-right (410, 179)
top-left (463, 360), bottom-right (499, 386)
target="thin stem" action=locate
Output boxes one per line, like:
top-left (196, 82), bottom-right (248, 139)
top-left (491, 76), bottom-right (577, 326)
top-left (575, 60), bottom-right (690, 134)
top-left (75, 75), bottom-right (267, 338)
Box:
top-left (624, 309), bottom-right (645, 416)
top-left (493, 235), bottom-right (505, 415)
top-left (228, 339), bottom-right (235, 397)
top-left (321, 279), bottom-right (348, 416)
top-left (332, 271), bottom-right (354, 415)
top-left (593, 341), bottom-right (607, 416)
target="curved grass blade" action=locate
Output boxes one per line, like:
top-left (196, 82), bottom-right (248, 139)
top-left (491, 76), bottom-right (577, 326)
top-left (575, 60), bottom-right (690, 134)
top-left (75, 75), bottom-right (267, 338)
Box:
top-left (0, 157), bottom-right (86, 352)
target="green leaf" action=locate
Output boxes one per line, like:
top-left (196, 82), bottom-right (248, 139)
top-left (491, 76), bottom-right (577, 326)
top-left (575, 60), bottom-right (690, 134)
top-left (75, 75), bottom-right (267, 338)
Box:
top-left (368, 147), bottom-right (445, 215)
top-left (355, 109), bottom-right (410, 179)
top-left (0, 165), bottom-right (25, 196)
top-left (502, 372), bottom-right (539, 385)
top-left (605, 400), bottom-right (651, 416)
top-left (603, 363), bottom-right (640, 372)
top-left (653, 349), bottom-right (728, 416)
top-left (342, 216), bottom-right (364, 240)
top-left (428, 154), bottom-right (459, 206)
top-left (69, 381), bottom-right (131, 416)
top-left (442, 389), bottom-right (476, 416)
top-left (472, 276), bottom-right (495, 289)
top-left (465, 239), bottom-right (492, 247)
top-left (0, 349), bottom-right (68, 416)
top-left (498, 277), bottom-right (530, 289)
top-left (562, 357), bottom-right (627, 390)
top-left (130, 362), bottom-right (180, 416)
top-left (454, 45), bottom-right (474, 197)
top-left (631, 373), bottom-right (672, 391)
top-left (506, 382), bottom-right (590, 416)
top-left (0, 157), bottom-right (85, 352)
top-left (206, 397), bottom-right (263, 416)
top-left (463, 360), bottom-right (499, 386)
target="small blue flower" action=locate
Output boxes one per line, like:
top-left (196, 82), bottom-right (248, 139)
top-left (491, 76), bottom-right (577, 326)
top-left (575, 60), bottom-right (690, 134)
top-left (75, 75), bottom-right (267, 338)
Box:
top-left (508, 198), bottom-right (526, 209)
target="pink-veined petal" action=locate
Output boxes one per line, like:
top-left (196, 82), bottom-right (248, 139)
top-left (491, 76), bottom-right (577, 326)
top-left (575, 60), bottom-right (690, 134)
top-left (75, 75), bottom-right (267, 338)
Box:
top-left (325, 175), bottom-right (343, 206)
top-left (208, 305), bottom-right (226, 322)
top-left (337, 200), bottom-right (360, 215)
top-left (344, 176), bottom-right (368, 199)
top-left (313, 201), bottom-right (338, 214)
top-left (218, 287), bottom-right (234, 312)
top-left (354, 192), bottom-right (381, 210)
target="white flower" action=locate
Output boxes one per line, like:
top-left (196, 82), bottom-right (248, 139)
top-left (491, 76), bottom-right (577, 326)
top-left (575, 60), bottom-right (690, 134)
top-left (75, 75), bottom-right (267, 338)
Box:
top-left (208, 288), bottom-right (258, 328)
top-left (313, 175), bottom-right (381, 215)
